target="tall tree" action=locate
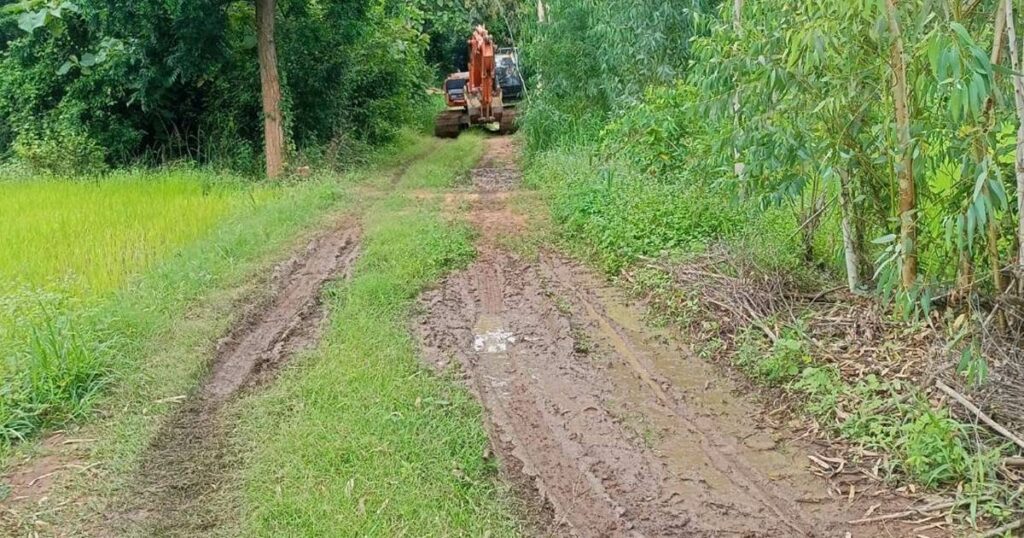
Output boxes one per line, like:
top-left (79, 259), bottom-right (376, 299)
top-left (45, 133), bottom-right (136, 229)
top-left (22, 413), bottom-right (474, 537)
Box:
top-left (256, 0), bottom-right (285, 179)
top-left (1005, 0), bottom-right (1024, 294)
top-left (884, 0), bottom-right (917, 289)
top-left (984, 1), bottom-right (1007, 324)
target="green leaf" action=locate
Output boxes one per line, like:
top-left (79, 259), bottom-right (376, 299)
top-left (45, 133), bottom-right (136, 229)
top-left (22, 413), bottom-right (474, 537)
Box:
top-left (956, 214), bottom-right (965, 252)
top-left (928, 35), bottom-right (942, 77)
top-left (990, 178), bottom-right (1008, 209)
top-left (79, 53), bottom-right (97, 67)
top-left (967, 205), bottom-right (976, 247)
top-left (950, 22), bottom-right (976, 48)
top-left (872, 233), bottom-right (897, 245)
top-left (974, 196), bottom-right (987, 229)
top-left (56, 60), bottom-right (73, 76)
top-left (17, 9), bottom-right (48, 33)
top-left (950, 85), bottom-right (963, 121)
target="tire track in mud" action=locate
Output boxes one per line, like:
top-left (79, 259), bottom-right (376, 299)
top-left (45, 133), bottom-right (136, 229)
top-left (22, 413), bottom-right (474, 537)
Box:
top-left (114, 219), bottom-right (361, 537)
top-left (416, 138), bottom-right (905, 537)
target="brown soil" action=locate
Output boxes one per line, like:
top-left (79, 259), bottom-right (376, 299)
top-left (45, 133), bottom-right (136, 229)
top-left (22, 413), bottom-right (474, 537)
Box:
top-left (415, 137), bottom-right (916, 537)
top-left (109, 219), bottom-right (361, 537)
top-left (1, 433), bottom-right (92, 515)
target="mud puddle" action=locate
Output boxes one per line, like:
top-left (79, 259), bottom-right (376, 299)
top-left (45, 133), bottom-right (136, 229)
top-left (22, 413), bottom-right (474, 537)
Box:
top-left (416, 137), bottom-right (912, 537)
top-left (112, 219), bottom-right (361, 537)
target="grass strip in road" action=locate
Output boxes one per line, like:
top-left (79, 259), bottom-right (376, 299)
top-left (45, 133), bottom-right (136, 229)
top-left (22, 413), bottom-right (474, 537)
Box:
top-left (236, 136), bottom-right (523, 537)
top-left (394, 132), bottom-right (485, 190)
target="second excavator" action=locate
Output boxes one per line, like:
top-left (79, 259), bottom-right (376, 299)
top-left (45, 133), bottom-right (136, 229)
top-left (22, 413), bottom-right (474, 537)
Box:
top-left (435, 26), bottom-right (522, 138)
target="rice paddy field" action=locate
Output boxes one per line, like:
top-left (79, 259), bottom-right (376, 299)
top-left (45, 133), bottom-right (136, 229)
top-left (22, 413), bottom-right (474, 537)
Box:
top-left (0, 171), bottom-right (269, 296)
top-left (0, 170), bottom-right (288, 448)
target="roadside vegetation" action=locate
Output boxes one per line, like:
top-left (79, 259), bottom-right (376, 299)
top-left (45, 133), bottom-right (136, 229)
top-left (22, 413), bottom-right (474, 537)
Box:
top-left (519, 0), bottom-right (1024, 529)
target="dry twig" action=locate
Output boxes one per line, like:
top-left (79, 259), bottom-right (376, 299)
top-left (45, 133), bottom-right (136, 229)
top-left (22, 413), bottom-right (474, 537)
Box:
top-left (935, 380), bottom-right (1024, 453)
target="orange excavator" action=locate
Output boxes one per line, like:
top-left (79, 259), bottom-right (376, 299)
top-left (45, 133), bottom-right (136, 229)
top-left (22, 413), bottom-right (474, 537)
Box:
top-left (435, 26), bottom-right (521, 138)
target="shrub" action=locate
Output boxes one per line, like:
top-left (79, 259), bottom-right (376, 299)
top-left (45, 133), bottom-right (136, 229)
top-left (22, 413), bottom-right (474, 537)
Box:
top-left (13, 127), bottom-right (107, 176)
top-left (900, 409), bottom-right (971, 487)
top-left (528, 150), bottom-right (747, 274)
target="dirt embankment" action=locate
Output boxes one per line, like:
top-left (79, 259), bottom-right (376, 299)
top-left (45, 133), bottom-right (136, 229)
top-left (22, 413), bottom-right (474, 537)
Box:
top-left (112, 220), bottom-right (361, 537)
top-left (416, 137), bottom-right (913, 537)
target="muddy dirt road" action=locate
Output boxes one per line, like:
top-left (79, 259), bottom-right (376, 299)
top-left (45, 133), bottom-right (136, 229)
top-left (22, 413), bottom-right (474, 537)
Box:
top-left (114, 220), bottom-right (361, 536)
top-left (417, 138), bottom-right (908, 537)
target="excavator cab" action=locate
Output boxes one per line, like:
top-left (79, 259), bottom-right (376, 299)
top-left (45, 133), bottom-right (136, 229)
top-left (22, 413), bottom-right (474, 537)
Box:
top-left (435, 26), bottom-right (519, 139)
top-left (442, 72), bottom-right (470, 107)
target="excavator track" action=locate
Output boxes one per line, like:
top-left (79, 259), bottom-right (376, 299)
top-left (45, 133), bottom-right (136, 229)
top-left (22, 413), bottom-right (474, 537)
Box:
top-left (434, 110), bottom-right (463, 139)
top-left (498, 107), bottom-right (517, 135)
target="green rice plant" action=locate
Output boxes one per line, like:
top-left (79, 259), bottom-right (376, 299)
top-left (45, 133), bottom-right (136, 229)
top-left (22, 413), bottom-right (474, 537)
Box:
top-left (0, 169), bottom-right (271, 297)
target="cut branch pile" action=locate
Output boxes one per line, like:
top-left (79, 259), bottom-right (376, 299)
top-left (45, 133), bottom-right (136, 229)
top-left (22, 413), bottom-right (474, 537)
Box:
top-left (631, 248), bottom-right (942, 388)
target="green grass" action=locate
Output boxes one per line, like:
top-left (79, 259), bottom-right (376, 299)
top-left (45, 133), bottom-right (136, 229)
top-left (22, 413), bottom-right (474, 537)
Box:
top-left (0, 169), bottom-right (326, 452)
top-left (235, 136), bottom-right (523, 537)
top-left (2, 133), bottom-right (465, 537)
top-left (0, 130), bottom-right (448, 455)
top-left (396, 132), bottom-right (485, 190)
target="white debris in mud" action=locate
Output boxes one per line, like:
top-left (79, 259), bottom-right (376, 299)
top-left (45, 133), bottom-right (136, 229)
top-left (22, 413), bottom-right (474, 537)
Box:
top-left (474, 330), bottom-right (517, 353)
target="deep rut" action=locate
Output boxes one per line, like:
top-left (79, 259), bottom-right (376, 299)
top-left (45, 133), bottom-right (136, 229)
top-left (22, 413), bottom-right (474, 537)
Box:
top-left (416, 138), bottom-right (907, 537)
top-left (114, 219), bottom-right (361, 537)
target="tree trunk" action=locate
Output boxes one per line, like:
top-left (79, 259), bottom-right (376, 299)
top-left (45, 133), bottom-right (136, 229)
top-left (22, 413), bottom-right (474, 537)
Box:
top-left (257, 0), bottom-right (285, 179)
top-left (838, 168), bottom-right (863, 292)
top-left (985, 1), bottom-right (1007, 323)
top-left (1005, 0), bottom-right (1024, 294)
top-left (537, 0), bottom-right (546, 23)
top-left (885, 0), bottom-right (917, 289)
top-left (732, 0), bottom-right (745, 191)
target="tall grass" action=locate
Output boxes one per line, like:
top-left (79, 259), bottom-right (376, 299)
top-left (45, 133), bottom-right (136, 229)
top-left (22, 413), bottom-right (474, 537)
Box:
top-left (0, 170), bottom-right (274, 448)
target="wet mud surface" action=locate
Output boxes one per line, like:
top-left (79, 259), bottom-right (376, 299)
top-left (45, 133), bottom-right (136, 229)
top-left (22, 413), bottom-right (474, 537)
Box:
top-left (416, 138), bottom-right (910, 537)
top-left (112, 219), bottom-right (361, 537)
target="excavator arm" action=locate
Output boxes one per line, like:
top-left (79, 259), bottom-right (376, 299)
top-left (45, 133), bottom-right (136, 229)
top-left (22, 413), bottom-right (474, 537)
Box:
top-left (436, 25), bottom-right (519, 138)
top-left (468, 26), bottom-right (497, 121)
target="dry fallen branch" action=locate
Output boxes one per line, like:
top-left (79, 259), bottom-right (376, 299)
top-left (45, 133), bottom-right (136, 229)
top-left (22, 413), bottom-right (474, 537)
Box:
top-left (977, 519), bottom-right (1022, 538)
top-left (848, 500), bottom-right (958, 525)
top-left (935, 380), bottom-right (1024, 453)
